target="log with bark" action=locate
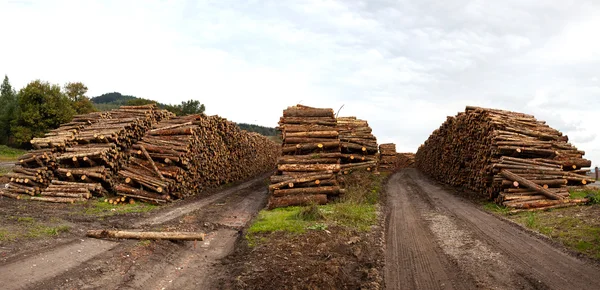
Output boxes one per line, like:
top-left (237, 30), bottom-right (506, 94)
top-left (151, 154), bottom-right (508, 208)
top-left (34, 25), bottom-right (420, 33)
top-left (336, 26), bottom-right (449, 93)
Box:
top-left (87, 230), bottom-right (205, 241)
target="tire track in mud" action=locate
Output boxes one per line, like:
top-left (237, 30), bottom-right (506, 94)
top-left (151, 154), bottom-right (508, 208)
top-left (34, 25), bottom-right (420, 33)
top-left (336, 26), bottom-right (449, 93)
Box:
top-left (385, 169), bottom-right (600, 290)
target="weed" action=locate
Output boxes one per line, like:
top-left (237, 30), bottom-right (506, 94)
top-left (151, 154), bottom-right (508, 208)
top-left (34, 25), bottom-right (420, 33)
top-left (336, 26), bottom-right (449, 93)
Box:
top-left (483, 202), bottom-right (510, 215)
top-left (525, 212), bottom-right (537, 228)
top-left (295, 204), bottom-right (324, 221)
top-left (0, 229), bottom-right (16, 241)
top-left (570, 189), bottom-right (600, 204)
top-left (137, 240), bottom-right (152, 247)
top-left (17, 217), bottom-right (35, 223)
top-left (307, 223), bottom-right (328, 231)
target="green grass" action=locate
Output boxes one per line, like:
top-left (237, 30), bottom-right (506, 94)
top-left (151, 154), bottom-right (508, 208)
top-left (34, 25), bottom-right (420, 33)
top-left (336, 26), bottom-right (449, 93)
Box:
top-left (83, 198), bottom-right (158, 216)
top-left (483, 202), bottom-right (511, 215)
top-left (246, 171), bottom-right (385, 246)
top-left (570, 189), bottom-right (600, 204)
top-left (0, 167), bottom-right (10, 177)
top-left (0, 145), bottom-right (25, 161)
top-left (1, 216), bottom-right (71, 241)
top-left (0, 229), bottom-right (17, 241)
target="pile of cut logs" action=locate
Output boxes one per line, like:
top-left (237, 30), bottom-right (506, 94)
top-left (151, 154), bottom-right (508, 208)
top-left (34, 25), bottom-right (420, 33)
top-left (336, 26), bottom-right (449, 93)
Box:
top-left (337, 117), bottom-right (378, 173)
top-left (1, 105), bottom-right (173, 202)
top-left (378, 143), bottom-right (398, 171)
top-left (114, 114), bottom-right (279, 203)
top-left (397, 153), bottom-right (415, 169)
top-left (268, 105), bottom-right (344, 209)
top-left (415, 106), bottom-right (593, 211)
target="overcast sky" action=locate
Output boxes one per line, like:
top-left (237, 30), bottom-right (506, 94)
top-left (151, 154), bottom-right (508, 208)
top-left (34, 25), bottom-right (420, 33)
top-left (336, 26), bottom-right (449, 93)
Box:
top-left (1, 0), bottom-right (599, 167)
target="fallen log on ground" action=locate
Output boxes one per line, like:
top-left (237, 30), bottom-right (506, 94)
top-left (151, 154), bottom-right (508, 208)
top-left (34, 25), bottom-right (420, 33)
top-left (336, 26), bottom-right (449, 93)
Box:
top-left (86, 230), bottom-right (205, 241)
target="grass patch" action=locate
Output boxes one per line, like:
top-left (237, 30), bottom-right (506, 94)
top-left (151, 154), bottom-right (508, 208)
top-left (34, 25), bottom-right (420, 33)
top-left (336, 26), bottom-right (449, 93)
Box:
top-left (570, 189), bottom-right (600, 204)
top-left (246, 171), bottom-right (385, 246)
top-left (483, 202), bottom-right (510, 215)
top-left (83, 198), bottom-right (158, 216)
top-left (0, 166), bottom-right (10, 177)
top-left (0, 229), bottom-right (17, 241)
top-left (509, 207), bottom-right (600, 259)
top-left (0, 145), bottom-right (25, 161)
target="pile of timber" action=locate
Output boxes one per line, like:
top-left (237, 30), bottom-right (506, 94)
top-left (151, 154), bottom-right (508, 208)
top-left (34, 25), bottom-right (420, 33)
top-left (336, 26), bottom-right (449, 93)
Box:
top-left (397, 153), bottom-right (415, 169)
top-left (337, 117), bottom-right (378, 173)
top-left (1, 105), bottom-right (173, 202)
top-left (268, 105), bottom-right (344, 209)
top-left (378, 143), bottom-right (398, 171)
top-left (114, 114), bottom-right (279, 203)
top-left (415, 106), bottom-right (593, 211)
top-left (2, 111), bottom-right (111, 198)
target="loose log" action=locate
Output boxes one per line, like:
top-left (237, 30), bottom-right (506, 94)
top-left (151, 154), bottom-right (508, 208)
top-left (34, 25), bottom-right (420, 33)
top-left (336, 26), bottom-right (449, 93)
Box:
top-left (268, 194), bottom-right (328, 209)
top-left (277, 164), bottom-right (341, 173)
top-left (87, 230), bottom-right (205, 241)
top-left (500, 170), bottom-right (564, 200)
top-left (273, 186), bottom-right (342, 197)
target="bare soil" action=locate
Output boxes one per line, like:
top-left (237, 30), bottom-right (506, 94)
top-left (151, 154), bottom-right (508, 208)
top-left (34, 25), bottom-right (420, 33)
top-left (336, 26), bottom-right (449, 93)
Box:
top-left (385, 169), bottom-right (600, 290)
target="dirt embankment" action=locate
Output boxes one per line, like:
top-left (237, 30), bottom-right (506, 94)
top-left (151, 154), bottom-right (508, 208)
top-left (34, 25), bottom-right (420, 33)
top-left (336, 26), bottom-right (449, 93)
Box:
top-left (385, 169), bottom-right (600, 290)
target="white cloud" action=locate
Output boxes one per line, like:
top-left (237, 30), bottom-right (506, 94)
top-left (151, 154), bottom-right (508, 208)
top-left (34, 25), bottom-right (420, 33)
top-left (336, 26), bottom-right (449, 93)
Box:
top-left (0, 0), bottom-right (599, 167)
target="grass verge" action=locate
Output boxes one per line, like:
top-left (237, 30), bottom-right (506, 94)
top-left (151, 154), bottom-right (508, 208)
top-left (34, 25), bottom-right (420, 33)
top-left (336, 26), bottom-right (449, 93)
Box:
top-left (82, 198), bottom-right (158, 216)
top-left (246, 171), bottom-right (386, 246)
top-left (0, 145), bottom-right (25, 162)
top-left (484, 188), bottom-right (600, 260)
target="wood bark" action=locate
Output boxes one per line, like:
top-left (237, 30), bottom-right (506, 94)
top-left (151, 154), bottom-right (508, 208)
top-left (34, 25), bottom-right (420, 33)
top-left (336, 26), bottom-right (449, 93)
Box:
top-left (87, 230), bottom-right (205, 241)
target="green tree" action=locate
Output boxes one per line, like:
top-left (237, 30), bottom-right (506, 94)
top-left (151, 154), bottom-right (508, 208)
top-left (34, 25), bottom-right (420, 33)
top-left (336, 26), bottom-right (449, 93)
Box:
top-left (0, 75), bottom-right (18, 144)
top-left (125, 98), bottom-right (156, 106)
top-left (180, 99), bottom-right (205, 115)
top-left (11, 80), bottom-right (75, 145)
top-left (64, 82), bottom-right (95, 114)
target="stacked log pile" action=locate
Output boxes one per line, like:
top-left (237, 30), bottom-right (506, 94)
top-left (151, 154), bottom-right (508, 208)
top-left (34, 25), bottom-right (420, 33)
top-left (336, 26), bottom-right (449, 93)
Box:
top-left (378, 143), bottom-right (398, 171)
top-left (1, 105), bottom-right (173, 202)
top-left (337, 117), bottom-right (378, 173)
top-left (415, 106), bottom-right (593, 210)
top-left (2, 111), bottom-right (111, 198)
top-left (114, 114), bottom-right (279, 203)
top-left (397, 153), bottom-right (415, 169)
top-left (268, 105), bottom-right (344, 209)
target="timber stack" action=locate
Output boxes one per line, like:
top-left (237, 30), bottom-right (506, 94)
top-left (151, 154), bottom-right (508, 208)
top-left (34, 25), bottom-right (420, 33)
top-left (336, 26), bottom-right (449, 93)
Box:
top-left (268, 105), bottom-right (343, 209)
top-left (2, 111), bottom-right (112, 198)
top-left (415, 106), bottom-right (593, 211)
top-left (378, 143), bottom-right (398, 171)
top-left (1, 105), bottom-right (173, 201)
top-left (114, 114), bottom-right (279, 203)
top-left (397, 153), bottom-right (415, 169)
top-left (337, 116), bottom-right (378, 174)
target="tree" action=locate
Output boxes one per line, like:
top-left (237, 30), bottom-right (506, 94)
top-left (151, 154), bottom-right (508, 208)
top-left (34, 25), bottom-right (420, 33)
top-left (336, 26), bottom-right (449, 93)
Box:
top-left (64, 82), bottom-right (95, 114)
top-left (125, 98), bottom-right (155, 106)
top-left (11, 80), bottom-right (75, 145)
top-left (0, 75), bottom-right (17, 144)
top-left (180, 100), bottom-right (205, 115)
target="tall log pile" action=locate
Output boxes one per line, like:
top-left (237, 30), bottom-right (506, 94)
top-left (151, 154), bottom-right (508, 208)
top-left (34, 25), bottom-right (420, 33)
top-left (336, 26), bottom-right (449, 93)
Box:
top-left (114, 114), bottom-right (280, 203)
top-left (415, 106), bottom-right (593, 210)
top-left (337, 117), bottom-right (378, 174)
top-left (268, 105), bottom-right (344, 209)
top-left (378, 143), bottom-right (397, 171)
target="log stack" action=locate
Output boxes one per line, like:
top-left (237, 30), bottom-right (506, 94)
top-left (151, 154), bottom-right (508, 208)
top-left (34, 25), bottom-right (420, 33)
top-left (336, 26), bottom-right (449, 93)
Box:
top-left (378, 143), bottom-right (398, 171)
top-left (397, 153), bottom-right (415, 169)
top-left (337, 117), bottom-right (378, 174)
top-left (268, 105), bottom-right (344, 209)
top-left (114, 114), bottom-right (279, 203)
top-left (415, 106), bottom-right (593, 210)
top-left (2, 105), bottom-right (173, 202)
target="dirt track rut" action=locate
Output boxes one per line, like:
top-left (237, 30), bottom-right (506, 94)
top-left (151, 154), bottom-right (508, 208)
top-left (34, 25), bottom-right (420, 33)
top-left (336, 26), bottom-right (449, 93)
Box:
top-left (385, 169), bottom-right (600, 290)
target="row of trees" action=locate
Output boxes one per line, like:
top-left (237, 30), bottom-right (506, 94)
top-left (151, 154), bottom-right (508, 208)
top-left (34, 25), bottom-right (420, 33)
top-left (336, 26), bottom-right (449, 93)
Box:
top-left (0, 76), bottom-right (95, 146)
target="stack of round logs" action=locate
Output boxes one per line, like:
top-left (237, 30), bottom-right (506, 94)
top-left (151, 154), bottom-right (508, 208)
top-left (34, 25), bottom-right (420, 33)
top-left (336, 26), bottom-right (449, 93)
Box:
top-left (337, 116), bottom-right (378, 173)
top-left (115, 114), bottom-right (280, 204)
top-left (378, 143), bottom-right (398, 171)
top-left (268, 105), bottom-right (344, 209)
top-left (415, 106), bottom-right (594, 211)
top-left (1, 110), bottom-right (112, 199)
top-left (1, 105), bottom-right (173, 202)
top-left (397, 153), bottom-right (415, 169)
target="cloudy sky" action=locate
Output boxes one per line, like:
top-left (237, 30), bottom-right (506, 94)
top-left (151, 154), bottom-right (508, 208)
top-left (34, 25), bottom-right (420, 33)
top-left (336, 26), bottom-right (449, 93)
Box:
top-left (1, 0), bottom-right (599, 167)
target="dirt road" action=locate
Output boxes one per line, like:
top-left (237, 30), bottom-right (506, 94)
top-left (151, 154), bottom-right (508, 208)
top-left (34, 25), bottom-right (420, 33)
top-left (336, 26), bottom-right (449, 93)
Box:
top-left (385, 169), bottom-right (600, 290)
top-left (0, 174), bottom-right (270, 290)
